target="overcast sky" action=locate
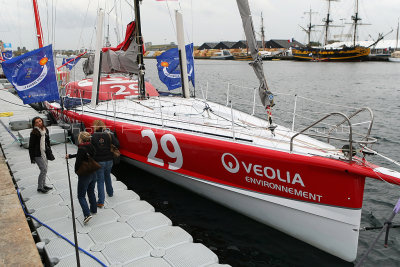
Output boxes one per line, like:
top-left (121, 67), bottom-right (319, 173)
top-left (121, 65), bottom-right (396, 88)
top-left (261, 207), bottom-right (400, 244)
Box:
top-left (0, 0), bottom-right (399, 51)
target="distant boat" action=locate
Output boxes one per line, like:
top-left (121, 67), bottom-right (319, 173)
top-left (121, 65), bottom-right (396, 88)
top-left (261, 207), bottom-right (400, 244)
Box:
top-left (388, 19), bottom-right (400, 62)
top-left (210, 50), bottom-right (234, 60)
top-left (388, 51), bottom-right (400, 62)
top-left (292, 0), bottom-right (371, 61)
top-left (233, 53), bottom-right (252, 60)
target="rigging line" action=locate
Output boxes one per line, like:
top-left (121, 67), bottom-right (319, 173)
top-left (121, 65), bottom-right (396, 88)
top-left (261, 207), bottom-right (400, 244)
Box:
top-left (190, 0), bottom-right (194, 44)
top-left (360, 159), bottom-right (397, 187)
top-left (242, 119), bottom-right (341, 153)
top-left (0, 98), bottom-right (32, 108)
top-left (45, 0), bottom-right (49, 45)
top-left (76, 0), bottom-right (92, 51)
top-left (297, 95), bottom-right (361, 110)
top-left (176, 1), bottom-right (192, 45)
top-left (164, 0), bottom-right (177, 38)
top-left (123, 0), bottom-right (134, 10)
top-left (53, 0), bottom-right (58, 48)
top-left (51, 0), bottom-right (54, 46)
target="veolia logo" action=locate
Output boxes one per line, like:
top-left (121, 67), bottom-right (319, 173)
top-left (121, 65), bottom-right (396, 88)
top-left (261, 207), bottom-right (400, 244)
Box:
top-left (221, 152), bottom-right (305, 187)
top-left (221, 153), bottom-right (239, 173)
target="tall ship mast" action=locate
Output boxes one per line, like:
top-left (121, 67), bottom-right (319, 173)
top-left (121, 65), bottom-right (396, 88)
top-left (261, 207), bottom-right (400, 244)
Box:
top-left (322, 0), bottom-right (338, 46)
top-left (352, 0), bottom-right (361, 46)
top-left (260, 12), bottom-right (265, 49)
top-left (299, 8), bottom-right (317, 46)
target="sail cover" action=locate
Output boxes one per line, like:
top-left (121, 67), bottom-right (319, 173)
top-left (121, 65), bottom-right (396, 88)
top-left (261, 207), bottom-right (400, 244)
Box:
top-left (236, 0), bottom-right (274, 107)
top-left (83, 21), bottom-right (139, 75)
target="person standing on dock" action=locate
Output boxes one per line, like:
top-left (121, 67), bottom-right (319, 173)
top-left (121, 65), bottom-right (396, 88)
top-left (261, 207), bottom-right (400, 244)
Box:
top-left (29, 117), bottom-right (54, 193)
top-left (91, 120), bottom-right (119, 208)
top-left (66, 132), bottom-right (97, 224)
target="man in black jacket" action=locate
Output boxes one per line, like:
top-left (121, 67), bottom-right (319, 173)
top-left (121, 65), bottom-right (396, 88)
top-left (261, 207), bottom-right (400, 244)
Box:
top-left (29, 117), bottom-right (54, 193)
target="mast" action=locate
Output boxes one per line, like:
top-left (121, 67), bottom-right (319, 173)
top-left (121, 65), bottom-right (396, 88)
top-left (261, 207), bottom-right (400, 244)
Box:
top-left (351, 0), bottom-right (362, 46)
top-left (91, 9), bottom-right (104, 108)
top-left (105, 16), bottom-right (111, 47)
top-left (134, 0), bottom-right (146, 99)
top-left (396, 18), bottom-right (399, 50)
top-left (300, 8), bottom-right (317, 46)
top-left (32, 0), bottom-right (44, 48)
top-left (322, 0), bottom-right (337, 46)
top-left (260, 12), bottom-right (265, 49)
top-left (175, 10), bottom-right (190, 98)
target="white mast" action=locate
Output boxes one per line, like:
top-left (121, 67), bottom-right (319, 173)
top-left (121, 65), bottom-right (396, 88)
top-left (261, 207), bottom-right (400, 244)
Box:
top-left (175, 10), bottom-right (190, 98)
top-left (91, 8), bottom-right (105, 108)
top-left (396, 18), bottom-right (399, 51)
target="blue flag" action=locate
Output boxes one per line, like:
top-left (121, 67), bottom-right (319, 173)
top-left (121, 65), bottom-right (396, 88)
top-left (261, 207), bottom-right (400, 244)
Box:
top-left (1, 45), bottom-right (59, 104)
top-left (156, 43), bottom-right (195, 90)
top-left (62, 57), bottom-right (80, 70)
top-left (2, 51), bottom-right (13, 60)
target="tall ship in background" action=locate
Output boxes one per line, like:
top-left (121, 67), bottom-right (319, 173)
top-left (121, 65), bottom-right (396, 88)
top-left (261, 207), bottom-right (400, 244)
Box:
top-left (292, 0), bottom-right (371, 61)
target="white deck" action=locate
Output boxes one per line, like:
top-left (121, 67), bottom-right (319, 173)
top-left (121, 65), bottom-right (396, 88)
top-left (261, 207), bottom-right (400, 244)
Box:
top-left (79, 97), bottom-right (344, 160)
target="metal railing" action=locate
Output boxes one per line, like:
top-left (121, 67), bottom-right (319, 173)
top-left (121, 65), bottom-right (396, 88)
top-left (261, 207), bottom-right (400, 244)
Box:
top-left (290, 108), bottom-right (377, 161)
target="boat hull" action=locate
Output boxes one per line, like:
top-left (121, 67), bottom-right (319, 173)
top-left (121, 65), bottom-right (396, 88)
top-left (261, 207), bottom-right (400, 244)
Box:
top-left (209, 55), bottom-right (234, 60)
top-left (292, 46), bottom-right (370, 61)
top-left (388, 57), bottom-right (400, 62)
top-left (124, 156), bottom-right (361, 262)
top-left (47, 98), bottom-right (393, 262)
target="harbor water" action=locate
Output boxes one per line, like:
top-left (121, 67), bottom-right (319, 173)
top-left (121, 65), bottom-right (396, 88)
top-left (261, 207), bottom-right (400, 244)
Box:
top-left (70, 59), bottom-right (400, 266)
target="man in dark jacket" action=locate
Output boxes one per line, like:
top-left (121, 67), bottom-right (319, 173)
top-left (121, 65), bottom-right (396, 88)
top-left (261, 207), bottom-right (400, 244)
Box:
top-left (91, 120), bottom-right (119, 207)
top-left (29, 117), bottom-right (54, 193)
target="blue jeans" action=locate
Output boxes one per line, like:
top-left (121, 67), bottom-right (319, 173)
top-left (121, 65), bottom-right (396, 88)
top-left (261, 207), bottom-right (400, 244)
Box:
top-left (34, 157), bottom-right (48, 190)
top-left (77, 173), bottom-right (97, 217)
top-left (95, 160), bottom-right (113, 204)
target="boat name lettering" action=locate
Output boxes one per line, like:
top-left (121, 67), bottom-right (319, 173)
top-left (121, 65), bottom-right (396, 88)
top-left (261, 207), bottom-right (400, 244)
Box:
top-left (221, 153), bottom-right (305, 187)
top-left (245, 176), bottom-right (322, 202)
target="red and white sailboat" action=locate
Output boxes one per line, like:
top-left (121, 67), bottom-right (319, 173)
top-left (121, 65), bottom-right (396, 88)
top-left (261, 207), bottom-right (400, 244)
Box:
top-left (42, 0), bottom-right (400, 262)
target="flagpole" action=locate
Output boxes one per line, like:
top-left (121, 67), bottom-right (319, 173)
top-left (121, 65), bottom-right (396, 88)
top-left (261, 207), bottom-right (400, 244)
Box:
top-left (32, 0), bottom-right (44, 48)
top-left (57, 52), bottom-right (87, 71)
top-left (175, 10), bottom-right (190, 98)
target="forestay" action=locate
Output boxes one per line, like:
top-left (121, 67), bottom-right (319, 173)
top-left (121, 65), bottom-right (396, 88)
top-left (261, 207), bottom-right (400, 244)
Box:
top-left (235, 0), bottom-right (274, 108)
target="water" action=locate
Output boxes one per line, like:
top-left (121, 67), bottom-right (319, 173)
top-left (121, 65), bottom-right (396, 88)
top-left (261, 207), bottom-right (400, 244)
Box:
top-left (76, 58), bottom-right (400, 266)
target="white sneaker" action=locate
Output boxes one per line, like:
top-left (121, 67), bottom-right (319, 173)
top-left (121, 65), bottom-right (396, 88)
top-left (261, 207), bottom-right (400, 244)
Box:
top-left (83, 215), bottom-right (92, 224)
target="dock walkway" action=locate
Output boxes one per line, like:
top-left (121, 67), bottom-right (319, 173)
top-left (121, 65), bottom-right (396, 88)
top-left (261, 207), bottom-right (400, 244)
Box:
top-left (0, 83), bottom-right (227, 267)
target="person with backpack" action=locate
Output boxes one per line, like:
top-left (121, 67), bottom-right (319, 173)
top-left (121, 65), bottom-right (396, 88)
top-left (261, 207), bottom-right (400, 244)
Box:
top-left (91, 120), bottom-right (120, 208)
top-left (66, 131), bottom-right (98, 224)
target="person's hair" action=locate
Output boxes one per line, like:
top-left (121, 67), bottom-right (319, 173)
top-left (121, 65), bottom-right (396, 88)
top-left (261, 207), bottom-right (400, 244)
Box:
top-left (78, 131), bottom-right (91, 144)
top-left (31, 116), bottom-right (45, 129)
top-left (93, 120), bottom-right (106, 132)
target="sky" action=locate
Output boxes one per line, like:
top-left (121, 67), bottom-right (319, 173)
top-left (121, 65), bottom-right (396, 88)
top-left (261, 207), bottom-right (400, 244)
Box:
top-left (0, 0), bottom-right (399, 51)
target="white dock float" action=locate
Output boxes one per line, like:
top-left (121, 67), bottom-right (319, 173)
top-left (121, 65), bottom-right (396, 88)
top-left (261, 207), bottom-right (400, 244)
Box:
top-left (0, 86), bottom-right (229, 266)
